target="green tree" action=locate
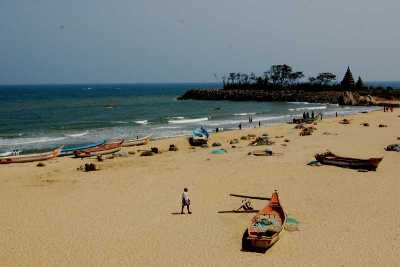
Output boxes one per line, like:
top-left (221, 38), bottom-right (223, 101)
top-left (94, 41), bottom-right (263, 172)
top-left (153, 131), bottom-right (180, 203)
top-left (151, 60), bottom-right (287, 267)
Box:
top-left (316, 72), bottom-right (337, 85)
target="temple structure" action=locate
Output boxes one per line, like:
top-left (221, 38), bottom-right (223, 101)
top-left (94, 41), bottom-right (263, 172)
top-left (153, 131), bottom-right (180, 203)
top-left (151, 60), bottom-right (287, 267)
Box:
top-left (355, 76), bottom-right (364, 89)
top-left (341, 66), bottom-right (355, 88)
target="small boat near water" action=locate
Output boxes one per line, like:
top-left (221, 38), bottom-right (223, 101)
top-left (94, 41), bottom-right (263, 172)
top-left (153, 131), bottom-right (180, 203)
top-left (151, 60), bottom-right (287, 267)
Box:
top-left (242, 190), bottom-right (286, 251)
top-left (188, 127), bottom-right (209, 146)
top-left (74, 139), bottom-right (123, 158)
top-left (122, 135), bottom-right (151, 147)
top-left (315, 151), bottom-right (383, 171)
top-left (60, 141), bottom-right (105, 156)
top-left (0, 147), bottom-right (63, 164)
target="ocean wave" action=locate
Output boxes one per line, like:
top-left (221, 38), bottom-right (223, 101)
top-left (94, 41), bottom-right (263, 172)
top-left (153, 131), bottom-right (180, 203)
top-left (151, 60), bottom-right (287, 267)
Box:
top-left (288, 106), bottom-right (327, 111)
top-left (134, 120), bottom-right (148, 125)
top-left (0, 136), bottom-right (67, 146)
top-left (287, 101), bottom-right (310, 105)
top-left (113, 121), bottom-right (129, 124)
top-left (153, 126), bottom-right (180, 130)
top-left (233, 112), bottom-right (256, 116)
top-left (170, 116), bottom-right (185, 119)
top-left (168, 117), bottom-right (209, 124)
top-left (65, 131), bottom-right (89, 138)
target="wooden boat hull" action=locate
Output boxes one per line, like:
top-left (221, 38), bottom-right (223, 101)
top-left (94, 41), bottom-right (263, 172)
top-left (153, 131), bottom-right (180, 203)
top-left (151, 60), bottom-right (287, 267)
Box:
top-left (315, 152), bottom-right (383, 171)
top-left (60, 141), bottom-right (105, 156)
top-left (0, 147), bottom-right (62, 164)
top-left (243, 191), bottom-right (286, 250)
top-left (122, 136), bottom-right (150, 147)
top-left (74, 140), bottom-right (123, 158)
top-left (188, 136), bottom-right (208, 146)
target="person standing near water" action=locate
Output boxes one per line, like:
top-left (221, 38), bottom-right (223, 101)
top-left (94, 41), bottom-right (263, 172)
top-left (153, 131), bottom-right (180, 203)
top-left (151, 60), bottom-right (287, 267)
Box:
top-left (181, 188), bottom-right (191, 214)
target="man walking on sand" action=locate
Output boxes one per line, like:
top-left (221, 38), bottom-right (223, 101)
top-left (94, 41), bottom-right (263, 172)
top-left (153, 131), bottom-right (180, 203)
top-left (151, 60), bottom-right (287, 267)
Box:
top-left (181, 188), bottom-right (192, 214)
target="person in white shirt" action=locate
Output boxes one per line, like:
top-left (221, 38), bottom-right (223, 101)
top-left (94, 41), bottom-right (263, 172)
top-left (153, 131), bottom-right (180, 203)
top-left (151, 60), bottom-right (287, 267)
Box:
top-left (181, 188), bottom-right (192, 214)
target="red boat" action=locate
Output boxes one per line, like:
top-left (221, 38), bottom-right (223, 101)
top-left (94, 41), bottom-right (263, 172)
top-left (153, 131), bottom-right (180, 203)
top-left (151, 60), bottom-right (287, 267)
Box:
top-left (74, 139), bottom-right (123, 158)
top-left (242, 191), bottom-right (286, 251)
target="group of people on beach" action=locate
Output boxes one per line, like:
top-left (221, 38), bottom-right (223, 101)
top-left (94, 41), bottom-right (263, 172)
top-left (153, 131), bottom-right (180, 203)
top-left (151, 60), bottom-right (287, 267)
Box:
top-left (383, 106), bottom-right (394, 112)
top-left (237, 116), bottom-right (262, 130)
top-left (302, 111), bottom-right (315, 120)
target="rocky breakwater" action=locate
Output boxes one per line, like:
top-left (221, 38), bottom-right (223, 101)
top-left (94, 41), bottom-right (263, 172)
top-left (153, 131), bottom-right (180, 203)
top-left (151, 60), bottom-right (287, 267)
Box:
top-left (178, 88), bottom-right (387, 106)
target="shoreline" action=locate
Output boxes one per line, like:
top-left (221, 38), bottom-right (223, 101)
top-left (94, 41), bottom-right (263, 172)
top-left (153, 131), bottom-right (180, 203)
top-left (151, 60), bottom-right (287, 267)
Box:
top-left (0, 104), bottom-right (379, 153)
top-left (1, 107), bottom-right (399, 266)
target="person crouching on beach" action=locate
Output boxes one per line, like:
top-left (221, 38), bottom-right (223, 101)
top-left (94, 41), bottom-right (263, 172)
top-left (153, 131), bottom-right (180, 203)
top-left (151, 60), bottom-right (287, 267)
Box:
top-left (181, 188), bottom-right (191, 214)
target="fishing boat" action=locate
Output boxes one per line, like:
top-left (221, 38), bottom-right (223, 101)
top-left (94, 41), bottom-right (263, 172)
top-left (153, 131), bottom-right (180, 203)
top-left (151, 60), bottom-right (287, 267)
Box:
top-left (122, 135), bottom-right (151, 147)
top-left (315, 151), bottom-right (383, 171)
top-left (0, 147), bottom-right (63, 164)
top-left (242, 190), bottom-right (286, 250)
top-left (74, 139), bottom-right (124, 158)
top-left (188, 127), bottom-right (209, 146)
top-left (60, 141), bottom-right (105, 156)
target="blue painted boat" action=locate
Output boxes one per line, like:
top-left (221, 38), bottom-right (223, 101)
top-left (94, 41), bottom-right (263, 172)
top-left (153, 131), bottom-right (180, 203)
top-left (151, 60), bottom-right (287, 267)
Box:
top-left (192, 127), bottom-right (209, 138)
top-left (60, 141), bottom-right (105, 156)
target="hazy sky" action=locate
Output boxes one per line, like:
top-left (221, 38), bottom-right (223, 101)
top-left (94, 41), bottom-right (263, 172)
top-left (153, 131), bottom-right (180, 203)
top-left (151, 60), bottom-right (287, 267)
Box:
top-left (0, 0), bottom-right (399, 84)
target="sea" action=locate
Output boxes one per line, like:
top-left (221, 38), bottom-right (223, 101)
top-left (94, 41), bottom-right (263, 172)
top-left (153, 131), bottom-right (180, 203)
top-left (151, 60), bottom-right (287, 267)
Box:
top-left (0, 82), bottom-right (397, 153)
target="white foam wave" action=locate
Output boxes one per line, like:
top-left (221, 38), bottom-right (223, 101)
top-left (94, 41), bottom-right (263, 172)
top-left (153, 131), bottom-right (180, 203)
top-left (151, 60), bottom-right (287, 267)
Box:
top-left (289, 106), bottom-right (327, 111)
top-left (233, 112), bottom-right (256, 116)
top-left (65, 131), bottom-right (89, 138)
top-left (170, 116), bottom-right (185, 119)
top-left (134, 120), bottom-right (148, 125)
top-left (0, 136), bottom-right (67, 146)
top-left (168, 117), bottom-right (209, 124)
top-left (288, 101), bottom-right (310, 105)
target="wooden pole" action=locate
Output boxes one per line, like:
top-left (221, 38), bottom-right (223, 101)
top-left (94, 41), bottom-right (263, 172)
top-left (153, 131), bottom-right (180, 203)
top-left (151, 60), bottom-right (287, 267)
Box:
top-left (230, 194), bottom-right (271, 200)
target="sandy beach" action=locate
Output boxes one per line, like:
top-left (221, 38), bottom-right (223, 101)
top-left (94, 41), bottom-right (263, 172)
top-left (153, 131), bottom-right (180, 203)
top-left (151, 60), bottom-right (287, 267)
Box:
top-left (1, 109), bottom-right (399, 267)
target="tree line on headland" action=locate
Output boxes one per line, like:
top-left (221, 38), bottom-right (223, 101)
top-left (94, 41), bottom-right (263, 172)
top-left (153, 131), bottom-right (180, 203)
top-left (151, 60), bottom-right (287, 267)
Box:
top-left (178, 65), bottom-right (400, 105)
top-left (221, 64), bottom-right (397, 95)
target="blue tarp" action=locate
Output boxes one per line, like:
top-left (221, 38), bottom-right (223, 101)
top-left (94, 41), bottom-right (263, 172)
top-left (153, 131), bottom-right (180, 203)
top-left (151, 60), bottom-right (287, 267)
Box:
top-left (193, 127), bottom-right (209, 138)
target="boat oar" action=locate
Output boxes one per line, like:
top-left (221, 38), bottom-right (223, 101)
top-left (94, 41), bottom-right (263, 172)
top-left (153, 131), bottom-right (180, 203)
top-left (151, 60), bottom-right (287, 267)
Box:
top-left (217, 210), bottom-right (259, 213)
top-left (229, 194), bottom-right (271, 200)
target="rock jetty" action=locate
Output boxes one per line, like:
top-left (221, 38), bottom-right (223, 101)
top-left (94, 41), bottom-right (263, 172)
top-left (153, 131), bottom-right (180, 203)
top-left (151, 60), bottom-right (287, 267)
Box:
top-left (178, 88), bottom-right (397, 106)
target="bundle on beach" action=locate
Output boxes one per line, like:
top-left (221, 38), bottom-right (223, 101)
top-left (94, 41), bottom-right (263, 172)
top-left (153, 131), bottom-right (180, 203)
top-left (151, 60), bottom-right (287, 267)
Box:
top-left (249, 149), bottom-right (281, 156)
top-left (299, 127), bottom-right (314, 136)
top-left (249, 137), bottom-right (274, 146)
top-left (339, 118), bottom-right (350, 124)
top-left (385, 144), bottom-right (400, 152)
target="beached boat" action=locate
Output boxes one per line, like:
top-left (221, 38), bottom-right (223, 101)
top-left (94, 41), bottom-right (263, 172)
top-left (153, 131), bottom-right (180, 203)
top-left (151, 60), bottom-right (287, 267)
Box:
top-left (242, 191), bottom-right (286, 250)
top-left (188, 127), bottom-right (209, 146)
top-left (60, 141), bottom-right (105, 156)
top-left (315, 151), bottom-right (383, 171)
top-left (0, 147), bottom-right (63, 164)
top-left (74, 139), bottom-right (124, 158)
top-left (122, 135), bottom-right (151, 147)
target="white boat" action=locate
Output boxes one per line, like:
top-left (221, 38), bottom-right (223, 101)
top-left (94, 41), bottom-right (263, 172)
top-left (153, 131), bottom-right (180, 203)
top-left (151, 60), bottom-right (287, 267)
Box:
top-left (122, 135), bottom-right (151, 147)
top-left (0, 147), bottom-right (62, 164)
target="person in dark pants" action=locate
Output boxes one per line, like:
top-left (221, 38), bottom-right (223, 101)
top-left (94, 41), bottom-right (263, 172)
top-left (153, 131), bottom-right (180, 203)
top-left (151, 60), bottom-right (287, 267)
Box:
top-left (181, 188), bottom-right (191, 214)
